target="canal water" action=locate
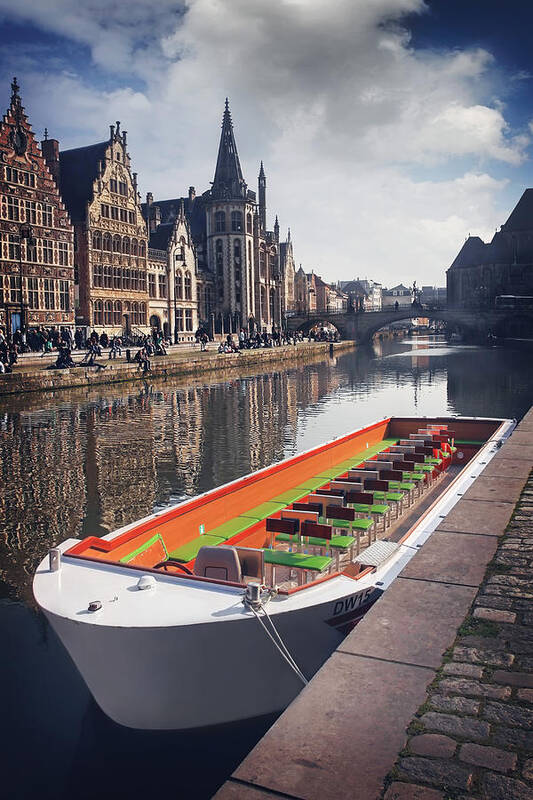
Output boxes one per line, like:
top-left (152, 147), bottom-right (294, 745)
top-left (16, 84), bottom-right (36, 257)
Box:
top-left (1, 337), bottom-right (532, 800)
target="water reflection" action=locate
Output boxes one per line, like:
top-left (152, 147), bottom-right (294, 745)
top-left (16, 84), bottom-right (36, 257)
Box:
top-left (1, 337), bottom-right (533, 799)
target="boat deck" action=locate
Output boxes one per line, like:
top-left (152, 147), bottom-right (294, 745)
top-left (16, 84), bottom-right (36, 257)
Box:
top-left (63, 416), bottom-right (501, 595)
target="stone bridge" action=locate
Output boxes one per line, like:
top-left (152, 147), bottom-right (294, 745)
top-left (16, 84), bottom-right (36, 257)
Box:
top-left (286, 307), bottom-right (533, 344)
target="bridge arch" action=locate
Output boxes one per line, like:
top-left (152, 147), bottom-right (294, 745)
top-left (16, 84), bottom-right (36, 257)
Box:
top-left (293, 317), bottom-right (348, 339)
top-left (361, 311), bottom-right (477, 345)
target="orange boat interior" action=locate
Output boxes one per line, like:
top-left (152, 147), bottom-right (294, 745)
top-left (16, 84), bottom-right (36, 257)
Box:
top-left (66, 416), bottom-right (501, 591)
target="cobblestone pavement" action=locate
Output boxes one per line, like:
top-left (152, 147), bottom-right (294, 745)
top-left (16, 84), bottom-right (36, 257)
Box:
top-left (384, 471), bottom-right (533, 800)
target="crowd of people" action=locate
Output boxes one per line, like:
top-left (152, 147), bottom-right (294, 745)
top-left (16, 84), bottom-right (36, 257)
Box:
top-left (214, 328), bottom-right (311, 354)
top-left (0, 324), bottom-right (339, 374)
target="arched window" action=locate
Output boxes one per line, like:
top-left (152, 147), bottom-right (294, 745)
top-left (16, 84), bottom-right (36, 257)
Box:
top-left (178, 236), bottom-right (186, 260)
top-left (216, 238), bottom-right (223, 277)
top-left (215, 211), bottom-right (225, 233)
top-left (113, 235), bottom-right (121, 253)
top-left (231, 210), bottom-right (243, 232)
top-left (139, 241), bottom-right (146, 258)
top-left (246, 213), bottom-right (252, 234)
top-left (175, 270), bottom-right (183, 299)
top-left (131, 238), bottom-right (138, 256)
top-left (92, 231), bottom-right (102, 250)
top-left (139, 303), bottom-right (146, 326)
top-left (184, 271), bottom-right (192, 300)
top-left (122, 236), bottom-right (130, 254)
top-left (94, 300), bottom-right (103, 326)
top-left (104, 300), bottom-right (113, 325)
top-left (269, 289), bottom-right (275, 321)
top-left (113, 300), bottom-right (122, 325)
top-left (132, 301), bottom-right (139, 325)
top-left (259, 245), bottom-right (266, 278)
top-left (103, 233), bottom-right (111, 252)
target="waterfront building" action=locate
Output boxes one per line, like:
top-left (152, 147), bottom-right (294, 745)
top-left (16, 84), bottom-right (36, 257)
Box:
top-left (43, 121), bottom-right (150, 336)
top-left (420, 285), bottom-right (446, 308)
top-left (382, 284), bottom-right (413, 308)
top-left (143, 101), bottom-right (285, 335)
top-left (146, 198), bottom-right (198, 341)
top-left (294, 265), bottom-right (308, 313)
top-left (340, 278), bottom-right (382, 312)
top-left (447, 189), bottom-right (533, 308)
top-left (300, 272), bottom-right (347, 314)
top-left (0, 78), bottom-right (74, 338)
top-left (280, 229), bottom-right (296, 315)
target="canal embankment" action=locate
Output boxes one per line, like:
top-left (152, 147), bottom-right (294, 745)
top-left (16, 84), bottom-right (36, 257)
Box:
top-left (0, 340), bottom-right (355, 396)
top-left (214, 407), bottom-right (533, 800)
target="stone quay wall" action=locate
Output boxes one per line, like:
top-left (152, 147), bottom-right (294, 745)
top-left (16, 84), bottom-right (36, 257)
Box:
top-left (0, 341), bottom-right (355, 396)
top-left (214, 407), bottom-right (533, 800)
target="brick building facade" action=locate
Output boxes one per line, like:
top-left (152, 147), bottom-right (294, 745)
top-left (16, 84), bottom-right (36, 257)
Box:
top-left (0, 78), bottom-right (74, 338)
top-left (43, 121), bottom-right (150, 335)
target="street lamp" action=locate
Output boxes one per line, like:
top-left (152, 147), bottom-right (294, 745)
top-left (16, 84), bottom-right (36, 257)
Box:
top-left (18, 222), bottom-right (36, 339)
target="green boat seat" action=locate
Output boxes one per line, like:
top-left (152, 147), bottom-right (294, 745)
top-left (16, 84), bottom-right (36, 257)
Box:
top-left (312, 438), bottom-right (400, 480)
top-left (415, 464), bottom-right (435, 473)
top-left (404, 472), bottom-right (425, 482)
top-left (275, 533), bottom-right (355, 550)
top-left (316, 466), bottom-right (349, 479)
top-left (271, 488), bottom-right (310, 504)
top-left (168, 534), bottom-right (225, 562)
top-left (425, 457), bottom-right (442, 465)
top-left (351, 503), bottom-right (389, 515)
top-left (208, 517), bottom-right (257, 540)
top-left (264, 549), bottom-right (332, 571)
top-left (296, 477), bottom-right (328, 491)
top-left (239, 501), bottom-right (286, 522)
top-left (399, 482), bottom-right (416, 491)
top-left (372, 491), bottom-right (402, 502)
top-left (120, 533), bottom-right (168, 564)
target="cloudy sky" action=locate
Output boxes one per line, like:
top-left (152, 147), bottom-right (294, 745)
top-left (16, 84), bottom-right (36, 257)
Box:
top-left (0, 0), bottom-right (532, 287)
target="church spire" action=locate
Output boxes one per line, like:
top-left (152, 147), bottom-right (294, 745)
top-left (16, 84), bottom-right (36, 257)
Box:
top-left (258, 161), bottom-right (266, 232)
top-left (211, 98), bottom-right (247, 200)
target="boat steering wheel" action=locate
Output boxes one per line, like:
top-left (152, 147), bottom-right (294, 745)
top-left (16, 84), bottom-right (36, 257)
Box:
top-left (154, 559), bottom-right (193, 575)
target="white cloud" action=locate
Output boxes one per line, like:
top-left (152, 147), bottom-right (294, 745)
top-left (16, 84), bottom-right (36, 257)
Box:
top-left (1, 0), bottom-right (530, 285)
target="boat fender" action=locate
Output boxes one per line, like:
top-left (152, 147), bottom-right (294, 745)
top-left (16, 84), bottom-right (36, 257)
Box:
top-left (88, 601), bottom-right (102, 613)
top-left (137, 575), bottom-right (156, 591)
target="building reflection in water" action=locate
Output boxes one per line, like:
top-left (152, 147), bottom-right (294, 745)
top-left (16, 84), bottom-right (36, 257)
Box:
top-left (2, 338), bottom-right (533, 605)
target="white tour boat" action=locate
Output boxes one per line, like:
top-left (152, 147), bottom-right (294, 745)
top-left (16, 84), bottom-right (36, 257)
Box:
top-left (33, 415), bottom-right (514, 730)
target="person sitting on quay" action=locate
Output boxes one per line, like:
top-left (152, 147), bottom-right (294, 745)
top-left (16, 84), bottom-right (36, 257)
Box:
top-left (47, 342), bottom-right (75, 370)
top-left (108, 336), bottom-right (122, 359)
top-left (80, 342), bottom-right (106, 371)
top-left (135, 346), bottom-right (151, 373)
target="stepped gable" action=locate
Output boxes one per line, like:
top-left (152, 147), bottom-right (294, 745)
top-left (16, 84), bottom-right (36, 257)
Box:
top-left (0, 77), bottom-right (71, 227)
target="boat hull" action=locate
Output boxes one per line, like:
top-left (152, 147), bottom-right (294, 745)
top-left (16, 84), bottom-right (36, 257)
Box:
top-left (41, 585), bottom-right (381, 730)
